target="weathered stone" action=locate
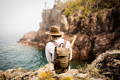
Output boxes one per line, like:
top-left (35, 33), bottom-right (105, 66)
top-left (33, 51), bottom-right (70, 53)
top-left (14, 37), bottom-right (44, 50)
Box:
top-left (90, 50), bottom-right (120, 80)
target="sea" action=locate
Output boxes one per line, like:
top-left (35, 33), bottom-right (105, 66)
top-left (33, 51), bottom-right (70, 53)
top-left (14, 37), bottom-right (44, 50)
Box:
top-left (0, 36), bottom-right (48, 70)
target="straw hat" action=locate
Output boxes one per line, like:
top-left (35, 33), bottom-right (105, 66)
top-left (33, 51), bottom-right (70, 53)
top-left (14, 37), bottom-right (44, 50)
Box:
top-left (46, 25), bottom-right (64, 36)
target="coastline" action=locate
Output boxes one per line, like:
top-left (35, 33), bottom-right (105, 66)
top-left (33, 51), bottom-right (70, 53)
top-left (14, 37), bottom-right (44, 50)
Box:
top-left (17, 40), bottom-right (45, 49)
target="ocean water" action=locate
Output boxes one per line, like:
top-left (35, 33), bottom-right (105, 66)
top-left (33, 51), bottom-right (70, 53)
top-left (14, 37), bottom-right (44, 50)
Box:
top-left (0, 39), bottom-right (47, 70)
top-left (0, 37), bottom-right (82, 70)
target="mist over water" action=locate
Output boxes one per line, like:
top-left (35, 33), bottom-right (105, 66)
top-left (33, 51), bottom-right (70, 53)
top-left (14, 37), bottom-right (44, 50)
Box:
top-left (0, 0), bottom-right (55, 40)
top-left (0, 0), bottom-right (55, 70)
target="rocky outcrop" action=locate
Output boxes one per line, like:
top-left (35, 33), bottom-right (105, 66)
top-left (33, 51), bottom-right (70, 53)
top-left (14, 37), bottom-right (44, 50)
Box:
top-left (1, 50), bottom-right (120, 80)
top-left (19, 31), bottom-right (37, 41)
top-left (0, 63), bottom-right (108, 80)
top-left (18, 31), bottom-right (46, 48)
top-left (90, 50), bottom-right (120, 80)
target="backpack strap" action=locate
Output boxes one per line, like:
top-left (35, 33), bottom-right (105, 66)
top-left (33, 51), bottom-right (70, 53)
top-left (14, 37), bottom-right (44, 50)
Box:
top-left (52, 41), bottom-right (58, 47)
top-left (52, 41), bottom-right (57, 60)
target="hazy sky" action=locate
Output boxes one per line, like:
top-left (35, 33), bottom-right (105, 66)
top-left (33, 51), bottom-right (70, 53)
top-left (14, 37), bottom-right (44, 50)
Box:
top-left (0, 0), bottom-right (55, 40)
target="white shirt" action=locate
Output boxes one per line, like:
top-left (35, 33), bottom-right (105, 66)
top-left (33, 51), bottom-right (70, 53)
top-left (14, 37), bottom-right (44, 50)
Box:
top-left (45, 38), bottom-right (72, 63)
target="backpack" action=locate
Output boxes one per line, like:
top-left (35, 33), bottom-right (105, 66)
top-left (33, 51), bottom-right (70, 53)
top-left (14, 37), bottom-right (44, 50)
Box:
top-left (53, 41), bottom-right (70, 68)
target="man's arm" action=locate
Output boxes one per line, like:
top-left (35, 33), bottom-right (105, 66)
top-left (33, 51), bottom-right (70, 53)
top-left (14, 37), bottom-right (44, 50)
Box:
top-left (45, 43), bottom-right (52, 63)
top-left (45, 43), bottom-right (55, 63)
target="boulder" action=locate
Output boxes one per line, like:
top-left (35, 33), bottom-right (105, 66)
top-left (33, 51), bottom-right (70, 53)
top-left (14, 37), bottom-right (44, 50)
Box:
top-left (90, 50), bottom-right (120, 80)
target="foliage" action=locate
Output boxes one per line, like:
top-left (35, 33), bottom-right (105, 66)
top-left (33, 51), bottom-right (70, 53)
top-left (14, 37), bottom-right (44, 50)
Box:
top-left (63, 0), bottom-right (95, 17)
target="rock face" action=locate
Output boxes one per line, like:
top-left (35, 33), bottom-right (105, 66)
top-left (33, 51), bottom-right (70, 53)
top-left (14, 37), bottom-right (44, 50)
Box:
top-left (19, 0), bottom-right (120, 61)
top-left (99, 54), bottom-right (120, 80)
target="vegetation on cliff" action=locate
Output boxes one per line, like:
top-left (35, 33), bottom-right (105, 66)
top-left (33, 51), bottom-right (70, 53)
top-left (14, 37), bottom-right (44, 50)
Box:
top-left (63, 0), bottom-right (95, 17)
top-left (63, 0), bottom-right (120, 17)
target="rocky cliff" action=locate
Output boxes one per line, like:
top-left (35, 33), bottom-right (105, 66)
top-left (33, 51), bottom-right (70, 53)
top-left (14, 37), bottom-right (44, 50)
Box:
top-left (19, 0), bottom-right (120, 61)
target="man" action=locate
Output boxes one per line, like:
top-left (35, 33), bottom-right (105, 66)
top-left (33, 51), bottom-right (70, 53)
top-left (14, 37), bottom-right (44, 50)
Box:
top-left (45, 25), bottom-right (72, 74)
